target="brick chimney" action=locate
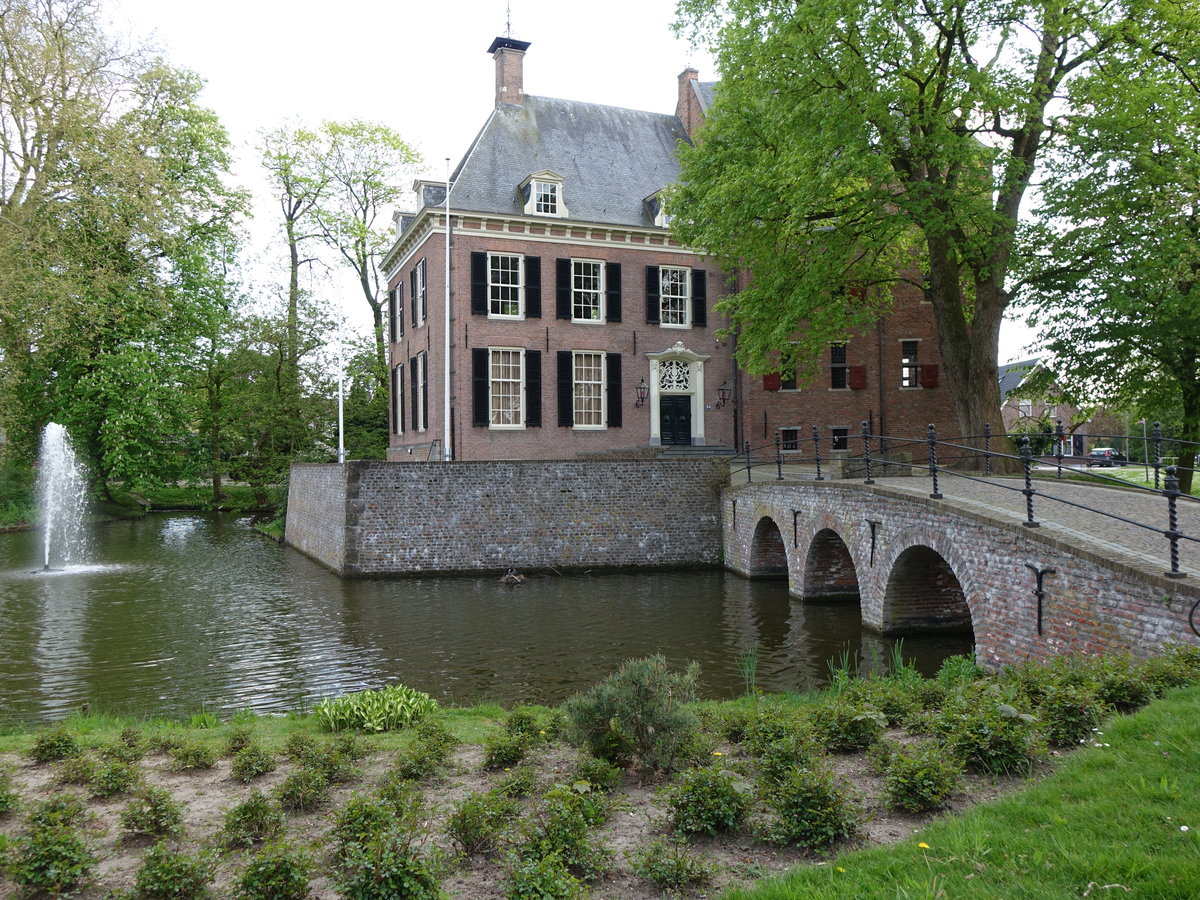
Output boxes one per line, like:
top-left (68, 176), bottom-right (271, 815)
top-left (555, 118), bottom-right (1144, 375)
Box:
top-left (488, 37), bottom-right (532, 107)
top-left (676, 68), bottom-right (701, 138)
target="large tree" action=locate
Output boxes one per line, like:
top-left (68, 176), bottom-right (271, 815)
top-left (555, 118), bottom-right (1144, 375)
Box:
top-left (671, 0), bottom-right (1131, 446)
top-left (1018, 3), bottom-right (1200, 491)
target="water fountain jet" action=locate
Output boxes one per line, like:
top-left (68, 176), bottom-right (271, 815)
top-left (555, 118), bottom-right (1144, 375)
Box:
top-left (36, 423), bottom-right (90, 571)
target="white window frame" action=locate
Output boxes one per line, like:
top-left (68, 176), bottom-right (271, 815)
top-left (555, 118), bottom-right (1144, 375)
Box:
top-left (571, 259), bottom-right (605, 324)
top-left (488, 252), bottom-right (524, 319)
top-left (660, 266), bottom-right (691, 328)
top-left (415, 352), bottom-right (427, 432)
top-left (830, 343), bottom-right (849, 390)
top-left (900, 339), bottom-right (921, 388)
top-left (415, 258), bottom-right (427, 327)
top-left (488, 347), bottom-right (525, 430)
top-left (572, 350), bottom-right (606, 430)
top-left (522, 174), bottom-right (567, 218)
top-left (1018, 399), bottom-right (1033, 418)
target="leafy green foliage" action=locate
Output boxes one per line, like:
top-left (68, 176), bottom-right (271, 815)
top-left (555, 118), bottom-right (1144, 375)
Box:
top-left (1038, 684), bottom-right (1108, 748)
top-left (314, 684), bottom-right (438, 733)
top-left (9, 824), bottom-right (96, 895)
top-left (483, 730), bottom-right (533, 770)
top-left (230, 744), bottom-right (277, 783)
top-left (934, 694), bottom-right (1044, 775)
top-left (121, 787), bottom-right (185, 839)
top-left (563, 654), bottom-right (700, 774)
top-left (334, 832), bottom-right (442, 900)
top-left (667, 765), bottom-right (750, 836)
top-left (518, 784), bottom-right (612, 881)
top-left (761, 764), bottom-right (860, 850)
top-left (330, 792), bottom-right (402, 862)
top-left (628, 838), bottom-right (718, 893)
top-left (503, 852), bottom-right (587, 900)
top-left (222, 790), bottom-right (285, 849)
top-left (28, 724), bottom-right (82, 763)
top-left (89, 758), bottom-right (141, 797)
top-left (446, 790), bottom-right (519, 855)
top-left (274, 767), bottom-right (331, 814)
top-left (26, 794), bottom-right (88, 829)
top-left (233, 842), bottom-right (313, 900)
top-left (133, 842), bottom-right (215, 899)
top-left (809, 696), bottom-right (887, 753)
top-left (0, 765), bottom-right (19, 816)
top-left (570, 756), bottom-right (623, 794)
top-left (882, 744), bottom-right (963, 813)
top-left (56, 753), bottom-right (97, 785)
top-left (169, 741), bottom-right (218, 772)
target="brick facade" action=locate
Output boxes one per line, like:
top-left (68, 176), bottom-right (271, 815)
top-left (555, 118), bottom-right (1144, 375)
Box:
top-left (286, 459), bottom-right (728, 576)
top-left (725, 481), bottom-right (1200, 667)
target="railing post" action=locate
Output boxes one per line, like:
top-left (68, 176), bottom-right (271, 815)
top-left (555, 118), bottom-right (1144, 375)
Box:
top-left (928, 423), bottom-right (943, 499)
top-left (1020, 436), bottom-right (1039, 527)
top-left (1164, 465), bottom-right (1186, 578)
top-left (982, 422), bottom-right (992, 477)
top-left (745, 441), bottom-right (753, 484)
top-left (1153, 421), bottom-right (1163, 490)
top-left (862, 420), bottom-right (875, 485)
top-left (775, 431), bottom-right (784, 481)
top-left (812, 425), bottom-right (824, 482)
top-left (1054, 419), bottom-right (1065, 478)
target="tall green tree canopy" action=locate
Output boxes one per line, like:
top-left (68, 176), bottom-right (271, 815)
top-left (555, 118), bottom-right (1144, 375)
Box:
top-left (0, 0), bottom-right (245, 487)
top-left (1018, 2), bottom-right (1200, 490)
top-left (671, 0), bottom-right (1135, 443)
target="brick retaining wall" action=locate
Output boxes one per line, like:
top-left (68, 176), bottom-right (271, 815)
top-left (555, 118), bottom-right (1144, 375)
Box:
top-left (286, 459), bottom-right (728, 576)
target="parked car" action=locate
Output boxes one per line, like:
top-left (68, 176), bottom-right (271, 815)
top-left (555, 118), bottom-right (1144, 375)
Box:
top-left (1087, 447), bottom-right (1127, 467)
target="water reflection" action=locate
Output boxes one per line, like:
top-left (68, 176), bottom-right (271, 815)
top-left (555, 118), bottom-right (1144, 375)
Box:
top-left (0, 515), bottom-right (971, 724)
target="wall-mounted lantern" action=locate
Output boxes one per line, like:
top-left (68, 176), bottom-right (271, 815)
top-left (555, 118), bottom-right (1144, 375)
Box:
top-left (715, 381), bottom-right (730, 409)
top-left (634, 378), bottom-right (648, 407)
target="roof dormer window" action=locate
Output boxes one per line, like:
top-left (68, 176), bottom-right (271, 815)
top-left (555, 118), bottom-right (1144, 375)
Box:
top-left (644, 190), bottom-right (672, 228)
top-left (520, 171), bottom-right (567, 218)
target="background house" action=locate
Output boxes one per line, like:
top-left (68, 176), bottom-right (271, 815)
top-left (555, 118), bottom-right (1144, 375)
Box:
top-left (383, 38), bottom-right (955, 462)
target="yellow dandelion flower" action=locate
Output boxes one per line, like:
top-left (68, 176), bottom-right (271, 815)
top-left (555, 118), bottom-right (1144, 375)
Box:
top-left (918, 842), bottom-right (931, 849)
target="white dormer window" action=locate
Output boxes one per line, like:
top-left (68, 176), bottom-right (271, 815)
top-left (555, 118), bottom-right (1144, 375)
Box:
top-left (644, 190), bottom-right (672, 228)
top-left (520, 171), bottom-right (567, 217)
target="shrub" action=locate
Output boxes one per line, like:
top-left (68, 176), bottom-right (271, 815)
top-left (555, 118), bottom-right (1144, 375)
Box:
top-left (571, 756), bottom-right (622, 793)
top-left (504, 708), bottom-right (545, 741)
top-left (0, 766), bottom-right (19, 816)
top-left (1093, 655), bottom-right (1155, 712)
top-left (1137, 646), bottom-right (1200, 696)
top-left (841, 677), bottom-right (921, 726)
top-left (483, 730), bottom-right (532, 770)
top-left (698, 704), bottom-right (753, 743)
top-left (743, 701), bottom-right (813, 756)
top-left (503, 852), bottom-right (587, 900)
top-left (374, 771), bottom-right (426, 826)
top-left (446, 790), bottom-right (519, 855)
top-left (1037, 683), bottom-right (1108, 748)
top-left (563, 654), bottom-right (700, 774)
top-left (57, 753), bottom-right (97, 785)
top-left (936, 653), bottom-right (983, 688)
top-left (234, 842), bottom-right (313, 900)
top-left (282, 732), bottom-right (319, 761)
top-left (330, 793), bottom-right (399, 861)
top-left (391, 733), bottom-right (454, 782)
top-left (496, 765), bottom-right (540, 798)
top-left (146, 731), bottom-right (186, 754)
top-left (762, 764), bottom-right (859, 850)
top-left (314, 683), bottom-right (438, 733)
top-left (300, 742), bottom-right (359, 785)
top-left (667, 765), bottom-right (750, 836)
top-left (28, 724), bottom-right (82, 763)
top-left (628, 837), bottom-right (717, 893)
top-left (866, 737), bottom-right (901, 776)
top-left (133, 842), bottom-right (215, 899)
top-left (882, 743), bottom-right (962, 813)
top-left (223, 790), bottom-right (285, 849)
top-left (335, 833), bottom-right (441, 900)
top-left (9, 824), bottom-right (96, 895)
top-left (90, 759), bottom-right (141, 797)
top-left (809, 696), bottom-right (887, 753)
top-left (100, 735), bottom-right (146, 764)
top-left (934, 695), bottom-right (1043, 775)
top-left (518, 785), bottom-right (611, 881)
top-left (230, 744), bottom-right (277, 783)
top-left (169, 741), bottom-right (218, 772)
top-left (275, 767), bottom-right (331, 813)
top-left (26, 794), bottom-right (88, 828)
top-left (224, 727), bottom-right (256, 757)
top-left (121, 787), bottom-right (185, 839)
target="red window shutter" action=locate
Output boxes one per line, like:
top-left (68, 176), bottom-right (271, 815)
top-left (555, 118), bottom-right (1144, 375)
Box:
top-left (763, 372), bottom-right (781, 391)
top-left (920, 364), bottom-right (939, 388)
top-left (848, 365), bottom-right (867, 389)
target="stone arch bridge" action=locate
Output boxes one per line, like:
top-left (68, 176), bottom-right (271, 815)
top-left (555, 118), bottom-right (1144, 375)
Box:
top-left (724, 478), bottom-right (1200, 669)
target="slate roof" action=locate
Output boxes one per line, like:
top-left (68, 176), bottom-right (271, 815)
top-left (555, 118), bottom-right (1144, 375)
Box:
top-left (694, 81), bottom-right (718, 113)
top-left (444, 95), bottom-right (691, 227)
top-left (998, 357), bottom-right (1040, 404)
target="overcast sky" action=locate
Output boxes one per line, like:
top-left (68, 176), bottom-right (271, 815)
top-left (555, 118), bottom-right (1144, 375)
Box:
top-left (106, 0), bottom-right (1036, 361)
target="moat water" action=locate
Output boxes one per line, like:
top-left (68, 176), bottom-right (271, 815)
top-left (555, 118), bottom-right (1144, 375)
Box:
top-left (0, 514), bottom-right (971, 725)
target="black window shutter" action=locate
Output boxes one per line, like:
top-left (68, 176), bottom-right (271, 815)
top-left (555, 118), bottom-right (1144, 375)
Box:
top-left (398, 365), bottom-right (405, 433)
top-left (556, 258), bottom-right (571, 320)
top-left (606, 353), bottom-right (622, 428)
top-left (410, 269), bottom-right (418, 326)
top-left (556, 350), bottom-right (573, 427)
top-left (388, 288), bottom-right (397, 343)
top-left (410, 357), bottom-right (419, 428)
top-left (692, 269), bottom-right (707, 327)
top-left (390, 365), bottom-right (400, 434)
top-left (396, 283), bottom-right (404, 338)
top-left (606, 262), bottom-right (622, 322)
top-left (525, 350), bottom-right (542, 427)
top-left (645, 265), bottom-right (660, 324)
top-left (421, 354), bottom-right (428, 431)
top-left (420, 259), bottom-right (428, 322)
top-left (472, 348), bottom-right (489, 427)
top-left (525, 256), bottom-right (541, 319)
top-left (470, 252), bottom-right (488, 315)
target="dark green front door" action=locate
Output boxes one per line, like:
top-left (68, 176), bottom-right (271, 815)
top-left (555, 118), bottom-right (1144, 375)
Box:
top-left (661, 395), bottom-right (692, 446)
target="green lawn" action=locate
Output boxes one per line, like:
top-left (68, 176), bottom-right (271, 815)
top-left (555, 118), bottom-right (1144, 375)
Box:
top-left (723, 684), bottom-right (1200, 900)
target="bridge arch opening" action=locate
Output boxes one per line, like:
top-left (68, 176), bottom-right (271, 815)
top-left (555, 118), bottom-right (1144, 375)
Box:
top-left (748, 516), bottom-right (788, 578)
top-left (802, 528), bottom-right (860, 603)
top-left (881, 545), bottom-right (973, 636)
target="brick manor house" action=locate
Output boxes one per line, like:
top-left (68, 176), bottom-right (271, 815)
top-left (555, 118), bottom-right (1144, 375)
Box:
top-left (383, 37), bottom-right (954, 462)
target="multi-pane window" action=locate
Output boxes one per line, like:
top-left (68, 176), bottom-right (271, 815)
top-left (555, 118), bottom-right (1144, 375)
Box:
top-left (489, 348), bottom-right (524, 428)
top-left (411, 258), bottom-right (427, 328)
top-left (831, 427), bottom-right (850, 451)
top-left (534, 181), bottom-right (558, 215)
top-left (1018, 399), bottom-right (1033, 418)
top-left (660, 266), bottom-right (690, 326)
top-left (489, 253), bottom-right (523, 318)
top-left (572, 260), bottom-right (604, 322)
top-left (779, 428), bottom-right (800, 451)
top-left (901, 340), bottom-right (920, 388)
top-left (830, 343), bottom-right (848, 389)
top-left (573, 352), bottom-right (604, 428)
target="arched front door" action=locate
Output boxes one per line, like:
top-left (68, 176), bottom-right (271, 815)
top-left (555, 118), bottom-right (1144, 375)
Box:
top-left (646, 341), bottom-right (710, 447)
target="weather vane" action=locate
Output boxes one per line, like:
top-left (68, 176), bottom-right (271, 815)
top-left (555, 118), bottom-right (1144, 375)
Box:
top-left (505, 1), bottom-right (512, 37)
